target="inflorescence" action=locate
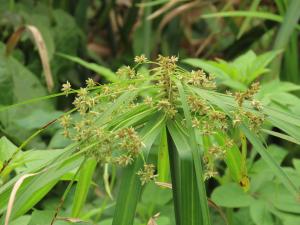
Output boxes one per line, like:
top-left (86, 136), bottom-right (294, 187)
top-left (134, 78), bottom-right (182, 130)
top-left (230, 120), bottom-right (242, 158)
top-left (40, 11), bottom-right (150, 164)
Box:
top-left (60, 55), bottom-right (265, 184)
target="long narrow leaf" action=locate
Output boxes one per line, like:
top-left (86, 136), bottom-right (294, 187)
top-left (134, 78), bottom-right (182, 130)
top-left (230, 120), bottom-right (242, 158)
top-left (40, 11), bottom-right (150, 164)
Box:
top-left (72, 157), bottom-right (97, 217)
top-left (167, 120), bottom-right (203, 225)
top-left (112, 113), bottom-right (165, 225)
top-left (56, 53), bottom-right (118, 82)
top-left (201, 11), bottom-right (300, 31)
top-left (175, 80), bottom-right (211, 225)
top-left (241, 125), bottom-right (299, 197)
top-left (157, 126), bottom-right (170, 182)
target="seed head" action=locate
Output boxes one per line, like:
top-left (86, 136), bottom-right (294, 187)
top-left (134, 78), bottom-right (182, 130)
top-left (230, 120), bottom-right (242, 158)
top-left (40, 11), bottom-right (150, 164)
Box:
top-left (78, 88), bottom-right (88, 97)
top-left (144, 96), bottom-right (153, 106)
top-left (115, 155), bottom-right (134, 166)
top-left (59, 114), bottom-right (71, 128)
top-left (116, 66), bottom-right (136, 78)
top-left (86, 78), bottom-right (96, 88)
top-left (134, 54), bottom-right (147, 64)
top-left (61, 81), bottom-right (71, 96)
top-left (251, 100), bottom-right (263, 111)
top-left (204, 169), bottom-right (218, 180)
top-left (137, 164), bottom-right (156, 185)
top-left (157, 99), bottom-right (177, 118)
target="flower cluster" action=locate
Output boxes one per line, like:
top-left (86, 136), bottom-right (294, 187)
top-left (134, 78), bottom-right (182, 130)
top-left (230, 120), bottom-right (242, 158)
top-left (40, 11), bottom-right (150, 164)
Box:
top-left (184, 81), bottom-right (264, 180)
top-left (232, 82), bottom-right (265, 132)
top-left (203, 138), bottom-right (233, 180)
top-left (114, 127), bottom-right (143, 165)
top-left (69, 124), bottom-right (143, 166)
top-left (186, 70), bottom-right (216, 89)
top-left (157, 55), bottom-right (178, 71)
top-left (234, 82), bottom-right (260, 107)
top-left (59, 55), bottom-right (267, 185)
top-left (61, 81), bottom-right (71, 96)
top-left (134, 54), bottom-right (148, 64)
top-left (188, 96), bottom-right (229, 135)
top-left (157, 99), bottom-right (177, 118)
top-left (137, 164), bottom-right (157, 185)
top-left (73, 88), bottom-right (99, 115)
top-left (116, 66), bottom-right (136, 79)
top-left (188, 95), bottom-right (209, 115)
top-left (243, 110), bottom-right (265, 131)
top-left (59, 77), bottom-right (144, 166)
top-left (154, 56), bottom-right (179, 118)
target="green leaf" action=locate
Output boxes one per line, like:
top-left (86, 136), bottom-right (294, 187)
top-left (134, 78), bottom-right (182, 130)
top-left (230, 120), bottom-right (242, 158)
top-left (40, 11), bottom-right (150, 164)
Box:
top-left (157, 126), bottom-right (170, 182)
top-left (0, 143), bottom-right (79, 213)
top-left (250, 145), bottom-right (288, 173)
top-left (241, 126), bottom-right (299, 198)
top-left (211, 183), bottom-right (254, 207)
top-left (21, 149), bottom-right (68, 171)
top-left (72, 157), bottom-right (97, 217)
top-left (110, 105), bottom-right (155, 131)
top-left (56, 53), bottom-right (118, 82)
top-left (247, 50), bottom-right (282, 83)
top-left (272, 0), bottom-right (300, 80)
top-left (28, 210), bottom-right (56, 225)
top-left (0, 149), bottom-right (83, 219)
top-left (258, 181), bottom-right (300, 214)
top-left (141, 182), bottom-right (172, 206)
top-left (0, 137), bottom-right (18, 163)
top-left (133, 4), bottom-right (152, 58)
top-left (250, 200), bottom-right (274, 225)
top-left (293, 159), bottom-right (300, 173)
top-left (14, 109), bottom-right (62, 130)
top-left (11, 156), bottom-right (83, 220)
top-left (261, 129), bottom-right (300, 145)
top-left (0, 43), bottom-right (51, 145)
top-left (167, 120), bottom-right (204, 225)
top-left (267, 116), bottom-right (300, 146)
top-left (97, 91), bottom-right (140, 127)
top-left (237, 0), bottom-right (261, 38)
top-left (112, 113), bottom-right (165, 225)
top-left (0, 55), bottom-right (14, 105)
top-left (281, 32), bottom-right (299, 83)
top-left (273, 0), bottom-right (300, 50)
top-left (201, 11), bottom-right (300, 31)
top-left (183, 50), bottom-right (280, 89)
top-left (182, 58), bottom-right (247, 90)
top-left (191, 87), bottom-right (300, 198)
top-left (214, 133), bottom-right (243, 183)
top-left (175, 80), bottom-right (211, 225)
top-left (10, 215), bottom-right (31, 225)
top-left (233, 208), bottom-right (255, 225)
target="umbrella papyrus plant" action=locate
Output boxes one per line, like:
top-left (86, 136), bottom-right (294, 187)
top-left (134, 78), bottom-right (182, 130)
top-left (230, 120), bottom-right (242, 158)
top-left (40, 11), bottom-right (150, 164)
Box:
top-left (1, 55), bottom-right (300, 225)
top-left (58, 55), bottom-right (300, 225)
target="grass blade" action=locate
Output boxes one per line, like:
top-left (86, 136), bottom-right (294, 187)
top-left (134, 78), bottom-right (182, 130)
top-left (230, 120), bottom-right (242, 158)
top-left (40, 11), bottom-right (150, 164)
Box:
top-left (237, 0), bottom-right (261, 38)
top-left (272, 0), bottom-right (300, 80)
top-left (201, 11), bottom-right (300, 31)
top-left (157, 126), bottom-right (170, 182)
top-left (273, 0), bottom-right (300, 51)
top-left (261, 129), bottom-right (300, 145)
top-left (241, 125), bottom-right (299, 198)
top-left (112, 113), bottom-right (165, 225)
top-left (175, 80), bottom-right (211, 225)
top-left (167, 120), bottom-right (203, 225)
top-left (72, 157), bottom-right (97, 217)
top-left (56, 53), bottom-right (118, 82)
